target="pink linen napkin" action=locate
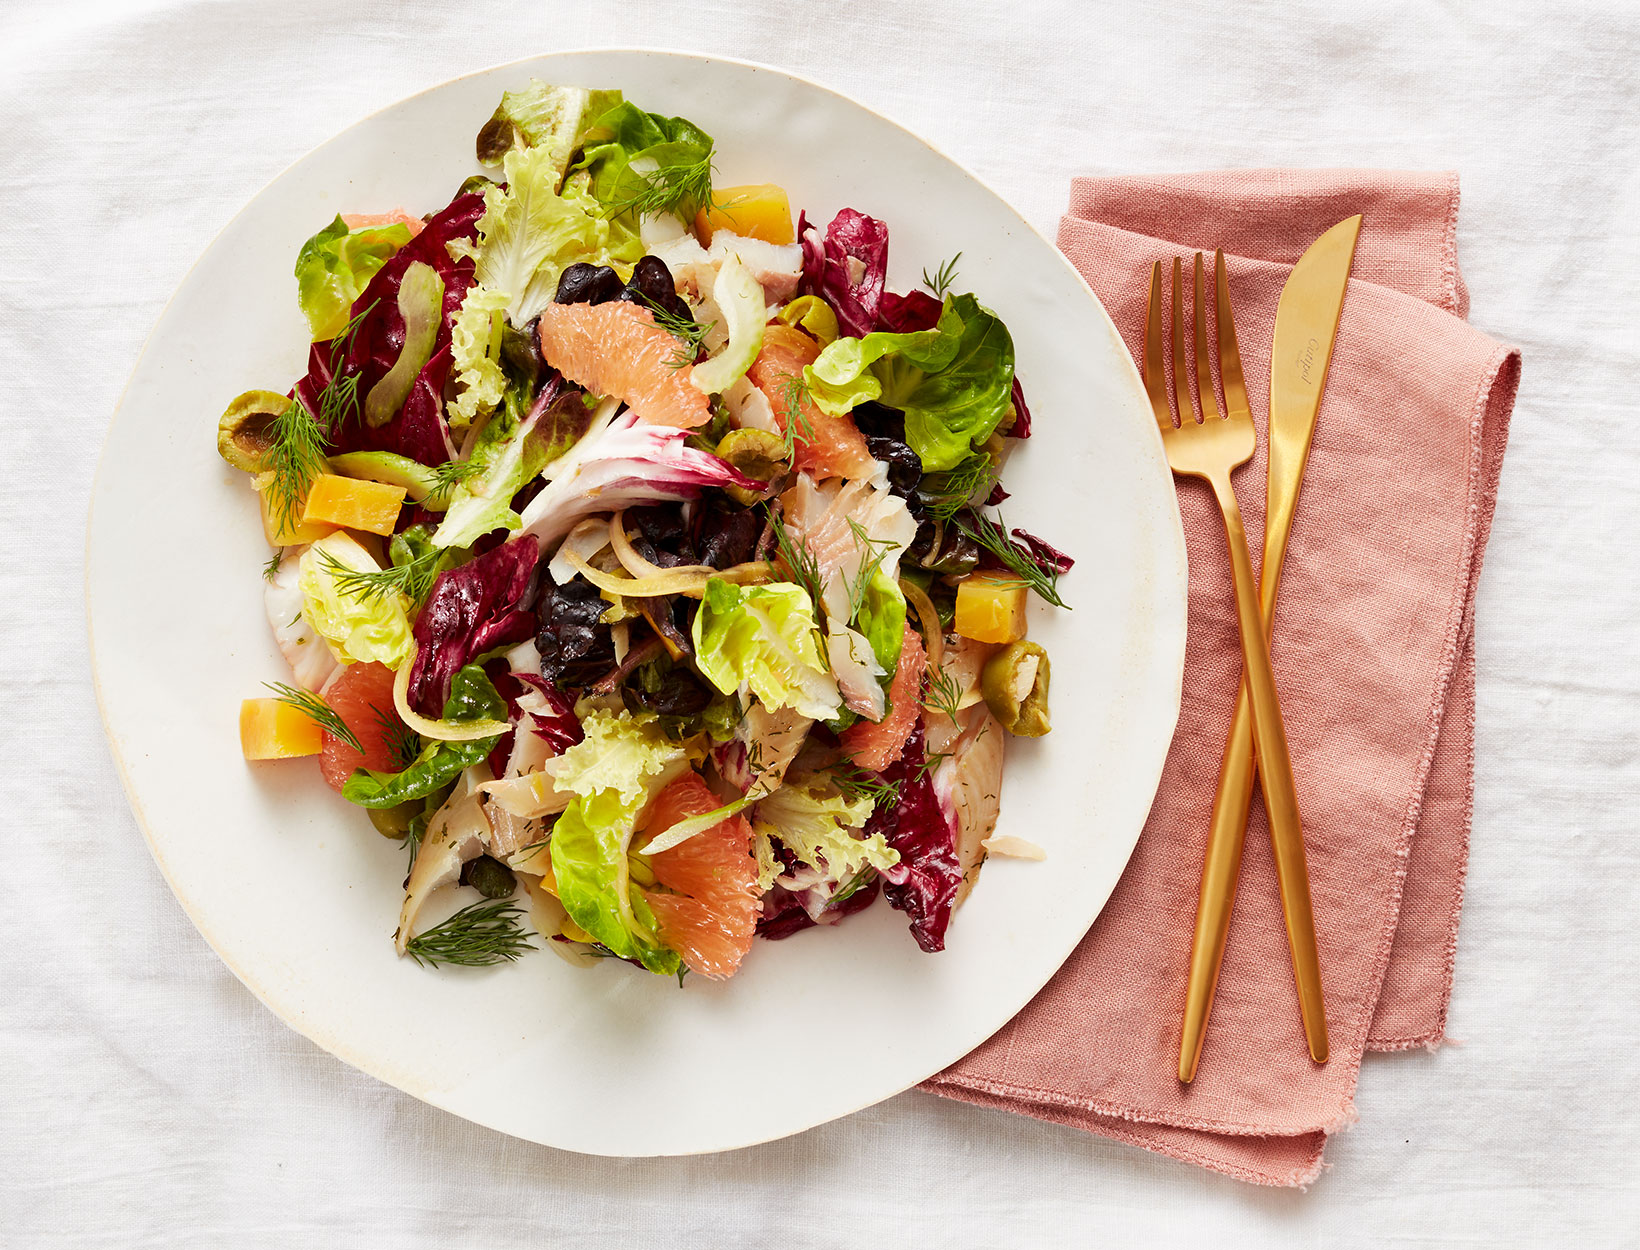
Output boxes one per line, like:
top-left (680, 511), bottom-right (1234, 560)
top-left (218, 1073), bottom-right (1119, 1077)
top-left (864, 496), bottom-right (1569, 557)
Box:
top-left (921, 170), bottom-right (1519, 1186)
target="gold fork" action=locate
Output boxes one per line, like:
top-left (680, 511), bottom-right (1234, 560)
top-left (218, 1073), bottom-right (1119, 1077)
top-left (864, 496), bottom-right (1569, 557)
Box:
top-left (1144, 252), bottom-right (1329, 1072)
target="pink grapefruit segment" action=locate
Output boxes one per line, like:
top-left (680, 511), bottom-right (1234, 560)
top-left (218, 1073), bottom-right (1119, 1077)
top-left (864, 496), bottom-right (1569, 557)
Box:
top-left (318, 661), bottom-right (406, 793)
top-left (641, 773), bottom-right (760, 979)
top-left (839, 625), bottom-right (926, 772)
top-left (747, 324), bottom-right (876, 480)
top-left (536, 301), bottom-right (712, 429)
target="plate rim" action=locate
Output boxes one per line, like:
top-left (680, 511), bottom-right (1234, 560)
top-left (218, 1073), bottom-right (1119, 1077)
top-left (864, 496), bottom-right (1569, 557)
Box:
top-left (85, 46), bottom-right (1187, 1155)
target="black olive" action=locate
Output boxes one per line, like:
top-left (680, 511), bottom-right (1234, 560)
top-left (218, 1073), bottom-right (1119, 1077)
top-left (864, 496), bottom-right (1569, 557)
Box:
top-left (619, 255), bottom-right (694, 322)
top-left (460, 855), bottom-right (516, 899)
top-left (865, 435), bottom-right (921, 497)
top-left (622, 665), bottom-right (713, 717)
top-left (535, 574), bottom-right (616, 688)
top-left (851, 402), bottom-right (907, 442)
top-left (625, 503), bottom-right (698, 568)
top-left (694, 499), bottom-right (761, 569)
top-left (555, 262), bottom-right (625, 305)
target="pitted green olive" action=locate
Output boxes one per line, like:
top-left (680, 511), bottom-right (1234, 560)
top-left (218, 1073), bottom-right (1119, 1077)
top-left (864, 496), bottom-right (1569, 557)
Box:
top-left (981, 640), bottom-right (1051, 737)
top-left (217, 390), bottom-right (291, 472)
top-left (717, 427), bottom-right (788, 505)
top-left (368, 801), bottom-right (422, 839)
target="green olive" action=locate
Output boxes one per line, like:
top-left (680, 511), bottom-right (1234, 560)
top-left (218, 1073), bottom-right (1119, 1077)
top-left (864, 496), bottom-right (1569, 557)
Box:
top-left (981, 640), bottom-right (1051, 737)
top-left (716, 427), bottom-right (788, 505)
top-left (368, 801), bottom-right (422, 839)
top-left (217, 390), bottom-right (290, 473)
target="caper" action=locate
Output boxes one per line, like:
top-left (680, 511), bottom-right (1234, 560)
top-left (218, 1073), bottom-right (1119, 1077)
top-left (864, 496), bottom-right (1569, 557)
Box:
top-left (716, 427), bottom-right (788, 505)
top-left (460, 854), bottom-right (517, 899)
top-left (216, 390), bottom-right (290, 473)
top-left (981, 640), bottom-right (1051, 737)
top-left (368, 801), bottom-right (422, 839)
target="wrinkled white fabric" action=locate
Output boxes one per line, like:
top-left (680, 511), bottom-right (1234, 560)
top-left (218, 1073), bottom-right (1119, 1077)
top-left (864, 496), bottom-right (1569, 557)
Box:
top-left (2, 0), bottom-right (1637, 1244)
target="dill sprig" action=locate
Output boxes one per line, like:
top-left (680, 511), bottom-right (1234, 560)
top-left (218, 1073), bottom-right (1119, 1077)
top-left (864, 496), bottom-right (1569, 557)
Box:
top-left (605, 148), bottom-right (717, 222)
top-left (402, 809), bottom-right (430, 873)
top-left (920, 666), bottom-right (963, 722)
top-left (914, 750), bottom-right (952, 783)
top-left (774, 373), bottom-right (815, 463)
top-left (263, 682), bottom-right (364, 754)
top-left (922, 252), bottom-right (962, 300)
top-left (767, 505), bottom-right (825, 623)
top-left (262, 549), bottom-right (284, 583)
top-left (921, 454), bottom-right (998, 522)
top-left (317, 546), bottom-right (442, 607)
top-left (832, 764), bottom-right (903, 810)
top-left (955, 512), bottom-right (1070, 609)
top-left (638, 294), bottom-right (716, 370)
top-left (373, 706), bottom-right (421, 771)
top-left (404, 900), bottom-right (535, 969)
top-left (424, 457), bottom-right (483, 503)
top-left (844, 518), bottom-right (897, 621)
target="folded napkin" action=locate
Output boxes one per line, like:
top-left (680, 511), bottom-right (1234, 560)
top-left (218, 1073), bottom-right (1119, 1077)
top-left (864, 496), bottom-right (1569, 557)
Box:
top-left (922, 170), bottom-right (1520, 1186)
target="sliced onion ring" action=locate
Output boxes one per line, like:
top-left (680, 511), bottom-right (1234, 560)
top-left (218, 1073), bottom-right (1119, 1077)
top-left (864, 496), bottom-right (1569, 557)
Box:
top-left (900, 575), bottom-right (945, 673)
top-left (393, 657), bottom-right (511, 741)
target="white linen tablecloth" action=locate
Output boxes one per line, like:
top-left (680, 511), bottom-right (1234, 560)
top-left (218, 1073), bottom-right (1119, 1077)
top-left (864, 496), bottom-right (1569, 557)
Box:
top-left (3, 0), bottom-right (1636, 1243)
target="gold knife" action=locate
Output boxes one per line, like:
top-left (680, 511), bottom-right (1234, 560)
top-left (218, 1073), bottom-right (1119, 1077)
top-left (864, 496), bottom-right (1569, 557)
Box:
top-left (1178, 215), bottom-right (1362, 1082)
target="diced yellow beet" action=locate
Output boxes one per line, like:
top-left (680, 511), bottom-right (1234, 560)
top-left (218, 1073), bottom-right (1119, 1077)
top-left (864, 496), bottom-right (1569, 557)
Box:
top-left (954, 574), bottom-right (1029, 645)
top-left (300, 473), bottom-right (407, 536)
top-left (253, 475), bottom-right (333, 546)
top-left (695, 184), bottom-right (795, 245)
top-left (240, 698), bottom-right (323, 759)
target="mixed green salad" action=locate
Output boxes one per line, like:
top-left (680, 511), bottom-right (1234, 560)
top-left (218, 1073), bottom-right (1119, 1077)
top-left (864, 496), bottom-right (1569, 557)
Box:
top-left (227, 80), bottom-right (1071, 981)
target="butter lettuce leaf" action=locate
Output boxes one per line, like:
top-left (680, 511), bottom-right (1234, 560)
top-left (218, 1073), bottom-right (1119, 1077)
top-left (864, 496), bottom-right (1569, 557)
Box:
top-left (692, 579), bottom-right (841, 721)
top-left (294, 215), bottom-right (412, 342)
top-left (573, 100), bottom-right (715, 226)
top-left (551, 788), bottom-right (681, 975)
top-left (804, 293), bottom-right (1015, 472)
top-left (854, 568), bottom-right (906, 679)
top-left (297, 532), bottom-right (415, 667)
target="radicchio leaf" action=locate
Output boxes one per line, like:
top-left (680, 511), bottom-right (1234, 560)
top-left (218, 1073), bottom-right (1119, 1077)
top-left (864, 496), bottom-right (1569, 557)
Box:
top-left (797, 208), bottom-right (890, 339)
top-left (877, 288), bottom-right (943, 333)
top-left (407, 535), bottom-right (539, 716)
top-left (864, 716), bottom-right (961, 952)
top-left (1008, 375), bottom-right (1033, 440)
top-left (1011, 527), bottom-right (1074, 575)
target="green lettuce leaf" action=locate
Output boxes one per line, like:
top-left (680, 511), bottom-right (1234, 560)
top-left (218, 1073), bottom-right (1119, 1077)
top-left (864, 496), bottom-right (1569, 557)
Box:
top-left (448, 144), bottom-right (641, 326)
top-left (804, 293), bottom-right (1016, 472)
top-left (341, 665), bottom-right (505, 808)
top-left (551, 788), bottom-right (681, 975)
top-left (447, 285), bottom-right (511, 430)
top-left (692, 579), bottom-right (841, 721)
top-left (475, 80), bottom-right (623, 176)
top-left (573, 100), bottom-right (715, 226)
top-left (551, 708), bottom-right (687, 807)
top-left (754, 778), bottom-right (898, 886)
top-left (293, 215), bottom-right (412, 342)
top-left (854, 568), bottom-right (906, 678)
top-left (298, 532), bottom-right (415, 667)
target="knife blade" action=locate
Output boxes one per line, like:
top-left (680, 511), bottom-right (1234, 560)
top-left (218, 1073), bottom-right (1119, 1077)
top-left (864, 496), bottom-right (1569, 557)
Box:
top-left (1179, 215), bottom-right (1361, 1082)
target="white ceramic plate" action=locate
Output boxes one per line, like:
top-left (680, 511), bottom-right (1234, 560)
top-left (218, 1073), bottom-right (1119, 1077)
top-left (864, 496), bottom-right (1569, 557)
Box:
top-left (87, 50), bottom-right (1186, 1156)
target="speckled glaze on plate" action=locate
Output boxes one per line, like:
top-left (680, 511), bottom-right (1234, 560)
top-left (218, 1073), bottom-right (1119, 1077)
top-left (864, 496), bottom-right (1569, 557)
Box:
top-left (86, 50), bottom-right (1186, 1156)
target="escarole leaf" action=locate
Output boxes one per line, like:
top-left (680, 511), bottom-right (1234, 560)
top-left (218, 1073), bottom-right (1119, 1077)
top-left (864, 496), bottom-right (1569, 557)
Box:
top-left (447, 285), bottom-right (511, 430)
top-left (298, 532), bottom-right (415, 668)
top-left (551, 789), bottom-right (680, 975)
top-left (341, 664), bottom-right (506, 808)
top-left (804, 293), bottom-right (1016, 472)
top-left (448, 144), bottom-right (640, 326)
top-left (294, 215), bottom-right (413, 342)
top-left (755, 778), bottom-right (898, 886)
top-left (691, 579), bottom-right (841, 721)
top-left (475, 79), bottom-right (623, 174)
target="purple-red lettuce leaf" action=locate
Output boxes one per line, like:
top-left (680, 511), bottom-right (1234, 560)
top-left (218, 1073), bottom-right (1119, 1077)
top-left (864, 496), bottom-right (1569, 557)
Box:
top-left (864, 716), bottom-right (961, 952)
top-left (1011, 527), bottom-right (1074, 574)
top-left (1008, 375), bottom-right (1032, 440)
top-left (407, 535), bottom-right (539, 716)
top-left (877, 288), bottom-right (943, 333)
top-left (797, 208), bottom-right (890, 339)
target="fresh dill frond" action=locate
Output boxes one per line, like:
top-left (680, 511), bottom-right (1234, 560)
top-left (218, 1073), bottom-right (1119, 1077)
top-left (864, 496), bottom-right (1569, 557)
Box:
top-left (264, 398), bottom-right (331, 535)
top-left (920, 666), bottom-right (963, 722)
top-left (263, 682), bottom-right (364, 754)
top-left (315, 299), bottom-right (379, 432)
top-left (775, 374), bottom-right (814, 459)
top-left (403, 900), bottom-right (535, 969)
top-left (424, 457), bottom-right (483, 503)
top-left (767, 505), bottom-right (825, 623)
top-left (317, 546), bottom-right (443, 607)
top-left (637, 293), bottom-right (715, 369)
top-left (832, 764), bottom-right (903, 810)
top-left (955, 512), bottom-right (1070, 609)
top-left (921, 454), bottom-right (998, 522)
top-left (676, 964), bottom-right (689, 989)
top-left (922, 252), bottom-right (962, 300)
top-left (914, 750), bottom-right (952, 783)
top-left (605, 147), bottom-right (716, 222)
top-left (843, 517), bottom-right (897, 621)
top-left (262, 549), bottom-right (284, 583)
top-left (373, 706), bottom-right (421, 771)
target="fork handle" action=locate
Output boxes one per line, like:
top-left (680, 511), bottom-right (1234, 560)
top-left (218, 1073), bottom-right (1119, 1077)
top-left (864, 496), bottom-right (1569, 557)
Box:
top-left (1208, 472), bottom-right (1329, 1064)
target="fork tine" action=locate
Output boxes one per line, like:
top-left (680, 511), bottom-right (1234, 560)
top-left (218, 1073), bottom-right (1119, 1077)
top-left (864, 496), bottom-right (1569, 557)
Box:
top-left (1143, 261), bottom-right (1173, 431)
top-left (1171, 258), bottom-right (1199, 425)
top-left (1193, 253), bottom-right (1219, 420)
top-left (1215, 249), bottom-right (1251, 422)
